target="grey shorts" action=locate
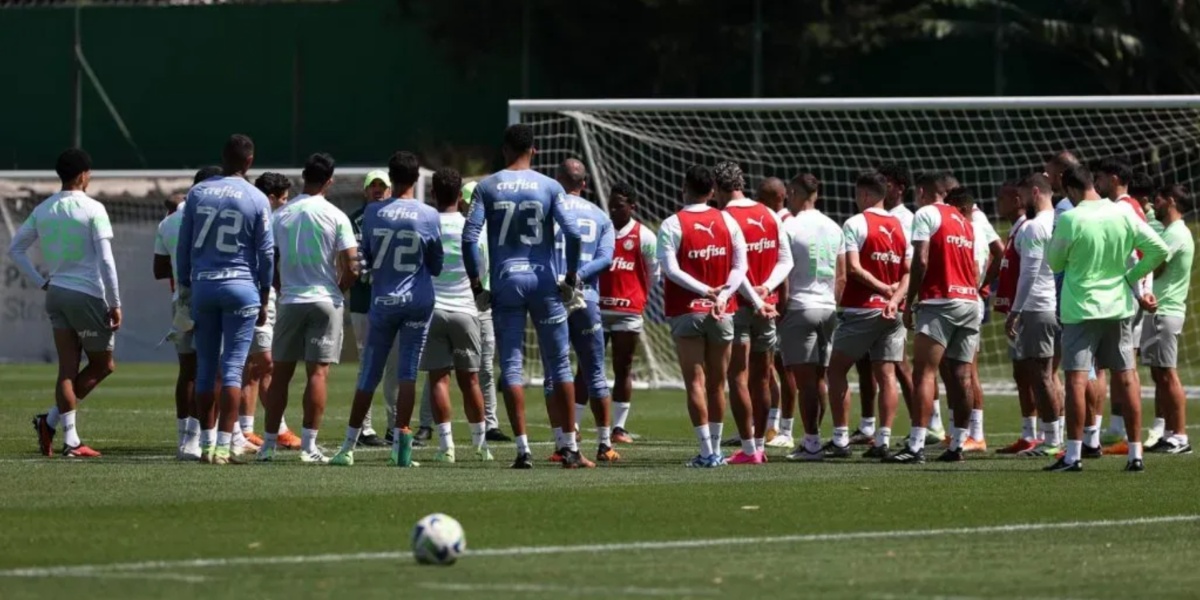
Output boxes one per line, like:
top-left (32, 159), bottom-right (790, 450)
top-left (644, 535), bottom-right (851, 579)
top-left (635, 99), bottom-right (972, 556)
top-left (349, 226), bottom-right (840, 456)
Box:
top-left (601, 312), bottom-right (644, 334)
top-left (915, 301), bottom-right (980, 363)
top-left (45, 285), bottom-right (114, 353)
top-left (832, 309), bottom-right (905, 362)
top-left (171, 299), bottom-right (194, 354)
top-left (1061, 319), bottom-right (1134, 372)
top-left (1130, 307), bottom-right (1145, 350)
top-left (420, 309), bottom-right (482, 372)
top-left (733, 304), bottom-right (778, 352)
top-left (1015, 311), bottom-right (1058, 360)
top-left (273, 301), bottom-right (344, 364)
top-left (669, 312), bottom-right (734, 343)
top-left (779, 308), bottom-right (837, 367)
top-left (1141, 314), bottom-right (1184, 369)
top-left (251, 298), bottom-right (277, 355)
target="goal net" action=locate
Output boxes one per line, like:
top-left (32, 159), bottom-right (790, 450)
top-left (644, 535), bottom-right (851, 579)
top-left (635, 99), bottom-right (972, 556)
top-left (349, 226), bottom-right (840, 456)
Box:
top-left (0, 167), bottom-right (431, 364)
top-left (512, 96), bottom-right (1200, 391)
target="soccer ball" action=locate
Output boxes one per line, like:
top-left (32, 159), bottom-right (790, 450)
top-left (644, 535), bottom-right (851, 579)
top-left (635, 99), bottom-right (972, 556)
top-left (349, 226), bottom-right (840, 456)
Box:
top-left (411, 513), bottom-right (466, 565)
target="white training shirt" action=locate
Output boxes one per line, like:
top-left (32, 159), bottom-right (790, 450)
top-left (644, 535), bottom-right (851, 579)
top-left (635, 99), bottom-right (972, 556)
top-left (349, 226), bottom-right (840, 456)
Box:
top-left (1012, 208), bottom-right (1056, 313)
top-left (8, 190), bottom-right (120, 306)
top-left (271, 194), bottom-right (357, 305)
top-left (1053, 197), bottom-right (1074, 225)
top-left (889, 203), bottom-right (915, 246)
top-left (154, 203), bottom-right (184, 300)
top-left (784, 208), bottom-right (844, 310)
top-left (971, 208), bottom-right (1000, 283)
top-left (432, 212), bottom-right (487, 314)
top-left (657, 203), bottom-right (747, 305)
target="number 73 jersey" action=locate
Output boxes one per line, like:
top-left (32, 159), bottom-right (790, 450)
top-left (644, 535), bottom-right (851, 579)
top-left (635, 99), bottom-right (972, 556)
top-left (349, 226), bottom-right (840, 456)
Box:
top-left (361, 198), bottom-right (443, 310)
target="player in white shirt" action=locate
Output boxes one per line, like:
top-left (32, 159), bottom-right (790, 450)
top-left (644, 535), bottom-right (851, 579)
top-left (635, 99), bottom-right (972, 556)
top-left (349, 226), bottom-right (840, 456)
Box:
top-left (259, 154), bottom-right (358, 463)
top-left (10, 149), bottom-right (122, 458)
top-left (779, 175), bottom-right (845, 460)
top-left (966, 194), bottom-right (1004, 452)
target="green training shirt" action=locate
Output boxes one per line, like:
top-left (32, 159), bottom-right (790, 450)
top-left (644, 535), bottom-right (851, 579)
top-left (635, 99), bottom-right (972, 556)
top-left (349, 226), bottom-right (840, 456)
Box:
top-left (1152, 219), bottom-right (1195, 318)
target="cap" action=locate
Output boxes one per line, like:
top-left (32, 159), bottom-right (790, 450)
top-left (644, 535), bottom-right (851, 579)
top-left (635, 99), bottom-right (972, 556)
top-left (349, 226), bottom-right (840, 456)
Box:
top-left (363, 169), bottom-right (391, 189)
top-left (461, 180), bottom-right (478, 205)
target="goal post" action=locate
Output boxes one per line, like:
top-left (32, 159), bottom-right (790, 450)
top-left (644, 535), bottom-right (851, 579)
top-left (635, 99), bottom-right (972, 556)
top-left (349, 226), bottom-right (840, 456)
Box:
top-left (510, 95), bottom-right (1200, 393)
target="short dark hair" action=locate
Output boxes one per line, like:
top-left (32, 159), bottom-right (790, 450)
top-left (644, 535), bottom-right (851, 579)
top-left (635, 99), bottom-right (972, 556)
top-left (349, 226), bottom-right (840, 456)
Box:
top-left (55, 148), bottom-right (91, 184)
top-left (1096, 156), bottom-right (1133, 184)
top-left (1047, 150), bottom-right (1080, 171)
top-left (1019, 172), bottom-right (1052, 195)
top-left (1159, 184), bottom-right (1193, 214)
top-left (877, 162), bottom-right (910, 189)
top-left (502, 124), bottom-right (535, 156)
top-left (388, 151), bottom-right (421, 189)
top-left (222, 134), bottom-right (255, 169)
top-left (790, 173), bottom-right (819, 198)
top-left (254, 172), bottom-right (292, 198)
top-left (1061, 164), bottom-right (1094, 192)
top-left (937, 171), bottom-right (960, 190)
top-left (945, 186), bottom-right (975, 208)
top-left (609, 182), bottom-right (635, 204)
top-left (432, 168), bottom-right (463, 208)
top-left (855, 170), bottom-right (888, 199)
top-left (1128, 172), bottom-right (1156, 200)
top-left (193, 165), bottom-right (222, 186)
top-left (914, 171), bottom-right (941, 191)
top-left (301, 153), bottom-right (335, 185)
top-left (713, 161), bottom-right (744, 193)
top-left (683, 165), bottom-right (715, 198)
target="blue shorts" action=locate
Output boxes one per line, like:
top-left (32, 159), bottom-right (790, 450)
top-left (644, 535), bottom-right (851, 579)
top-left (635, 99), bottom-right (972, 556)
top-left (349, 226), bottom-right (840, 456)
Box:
top-left (544, 301), bottom-right (609, 401)
top-left (356, 305), bottom-right (433, 391)
top-left (492, 271), bottom-right (572, 388)
top-left (190, 279), bottom-right (260, 390)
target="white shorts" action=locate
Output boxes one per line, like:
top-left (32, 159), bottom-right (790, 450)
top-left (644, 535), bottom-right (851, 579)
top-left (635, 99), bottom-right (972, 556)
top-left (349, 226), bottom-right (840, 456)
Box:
top-left (252, 294), bottom-right (278, 355)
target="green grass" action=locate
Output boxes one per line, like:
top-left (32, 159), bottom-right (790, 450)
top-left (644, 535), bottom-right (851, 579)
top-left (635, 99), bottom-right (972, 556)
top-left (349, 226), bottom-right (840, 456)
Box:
top-left (1, 363), bottom-right (1199, 600)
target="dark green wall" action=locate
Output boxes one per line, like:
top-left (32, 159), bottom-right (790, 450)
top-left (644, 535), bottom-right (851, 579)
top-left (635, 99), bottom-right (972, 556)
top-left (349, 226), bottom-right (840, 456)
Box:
top-left (0, 1), bottom-right (521, 170)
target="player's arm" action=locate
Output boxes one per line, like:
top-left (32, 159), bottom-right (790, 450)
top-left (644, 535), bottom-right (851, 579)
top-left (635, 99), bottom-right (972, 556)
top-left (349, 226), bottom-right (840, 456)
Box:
top-left (904, 241), bottom-right (928, 310)
top-left (1153, 233), bottom-right (1183, 278)
top-left (550, 189), bottom-right (583, 283)
top-left (1045, 216), bottom-right (1071, 274)
top-left (720, 212), bottom-right (748, 306)
top-left (425, 217), bottom-right (445, 277)
top-left (7, 217), bottom-right (47, 290)
top-left (759, 212), bottom-right (794, 295)
top-left (834, 237), bottom-right (848, 304)
top-left (176, 197), bottom-right (195, 289)
top-left (152, 226), bottom-right (172, 281)
top-left (1126, 214), bottom-right (1169, 288)
top-left (641, 226), bottom-right (661, 283)
top-left (1011, 227), bottom-right (1042, 315)
top-left (91, 207), bottom-right (122, 329)
top-left (983, 238), bottom-right (1003, 293)
top-left (334, 213), bottom-right (359, 292)
top-left (462, 188), bottom-right (485, 288)
top-left (656, 217), bottom-right (712, 296)
top-left (577, 218), bottom-right (614, 281)
top-left (254, 198), bottom-right (275, 308)
top-left (842, 218), bottom-right (894, 296)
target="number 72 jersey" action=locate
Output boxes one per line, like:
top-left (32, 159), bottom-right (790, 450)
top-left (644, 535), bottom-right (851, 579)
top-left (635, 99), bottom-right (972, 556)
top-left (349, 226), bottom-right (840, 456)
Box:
top-left (361, 198), bottom-right (443, 310)
top-left (177, 176), bottom-right (274, 290)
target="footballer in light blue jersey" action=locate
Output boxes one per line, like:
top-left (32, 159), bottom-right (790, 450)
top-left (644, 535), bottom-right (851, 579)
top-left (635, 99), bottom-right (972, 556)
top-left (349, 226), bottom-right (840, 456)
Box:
top-left (175, 135), bottom-right (274, 462)
top-left (461, 124), bottom-right (584, 468)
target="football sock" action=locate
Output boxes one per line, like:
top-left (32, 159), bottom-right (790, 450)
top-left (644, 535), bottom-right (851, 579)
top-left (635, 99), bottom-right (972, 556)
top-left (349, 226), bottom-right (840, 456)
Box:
top-left (279, 416), bottom-right (290, 435)
top-left (437, 422), bottom-right (454, 452)
top-left (301, 428), bottom-right (318, 453)
top-left (262, 432), bottom-right (278, 451)
top-left (598, 426), bottom-right (611, 448)
top-left (1173, 434), bottom-right (1189, 445)
top-left (949, 427), bottom-right (968, 451)
top-left (1151, 418), bottom-right (1166, 437)
top-left (200, 428), bottom-right (216, 447)
top-left (832, 426), bottom-right (850, 447)
top-left (780, 418), bottom-right (794, 437)
top-left (239, 415), bottom-right (255, 434)
top-left (708, 422), bottom-right (724, 451)
top-left (1021, 417), bottom-right (1036, 442)
top-left (859, 417), bottom-right (876, 436)
top-left (875, 427), bottom-right (891, 450)
top-left (47, 406), bottom-right (61, 429)
top-left (469, 422), bottom-right (486, 448)
top-left (909, 426), bottom-right (927, 452)
top-left (613, 402), bottom-right (631, 430)
top-left (741, 439), bottom-right (757, 456)
top-left (574, 404), bottom-right (587, 432)
top-left (1040, 421), bottom-right (1060, 447)
top-left (514, 434), bottom-right (530, 455)
top-left (1064, 440), bottom-right (1083, 463)
top-left (1128, 441), bottom-right (1143, 461)
top-left (62, 411), bottom-right (80, 447)
top-left (929, 401), bottom-right (944, 431)
top-left (803, 433), bottom-right (821, 452)
top-left (216, 430), bottom-right (232, 450)
top-left (753, 437), bottom-right (765, 453)
top-left (968, 409), bottom-right (984, 440)
top-left (341, 426), bottom-right (360, 452)
top-left (552, 427), bottom-right (564, 450)
top-left (177, 418), bottom-right (189, 446)
top-left (1083, 425), bottom-right (1100, 448)
top-left (767, 408), bottom-right (780, 432)
top-left (695, 426), bottom-right (713, 457)
top-left (1108, 415), bottom-right (1126, 437)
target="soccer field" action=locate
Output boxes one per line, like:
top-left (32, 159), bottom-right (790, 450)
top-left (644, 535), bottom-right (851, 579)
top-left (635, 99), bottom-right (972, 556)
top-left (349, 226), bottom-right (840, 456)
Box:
top-left (1, 364), bottom-right (1198, 600)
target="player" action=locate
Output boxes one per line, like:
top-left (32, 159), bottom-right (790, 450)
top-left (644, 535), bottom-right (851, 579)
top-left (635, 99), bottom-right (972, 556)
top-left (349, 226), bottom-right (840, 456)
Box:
top-left (825, 171), bottom-right (909, 459)
top-left (964, 194), bottom-right (1003, 452)
top-left (598, 182), bottom-right (658, 444)
top-left (1045, 164), bottom-right (1167, 472)
top-left (1144, 184), bottom-right (1193, 454)
top-left (780, 173), bottom-right (845, 460)
top-left (176, 134), bottom-right (274, 465)
top-left (1129, 173), bottom-right (1163, 236)
top-left (258, 153), bottom-right (357, 463)
top-left (716, 161), bottom-right (789, 463)
top-left (765, 175), bottom-right (807, 449)
top-left (332, 151), bottom-right (442, 467)
top-left (658, 164), bottom-right (747, 467)
top-left (462, 124), bottom-right (585, 469)
top-left (897, 186), bottom-right (982, 463)
top-left (346, 169), bottom-right (393, 447)
top-left (993, 180), bottom-right (1037, 453)
top-left (12, 148), bottom-right (121, 458)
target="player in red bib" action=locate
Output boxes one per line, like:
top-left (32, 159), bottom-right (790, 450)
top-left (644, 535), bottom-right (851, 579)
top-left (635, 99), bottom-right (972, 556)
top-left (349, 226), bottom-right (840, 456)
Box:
top-left (992, 180), bottom-right (1038, 453)
top-left (762, 176), bottom-right (802, 449)
top-left (716, 163), bottom-right (791, 464)
top-left (897, 186), bottom-right (981, 463)
top-left (598, 183), bottom-right (659, 444)
top-left (658, 165), bottom-right (748, 468)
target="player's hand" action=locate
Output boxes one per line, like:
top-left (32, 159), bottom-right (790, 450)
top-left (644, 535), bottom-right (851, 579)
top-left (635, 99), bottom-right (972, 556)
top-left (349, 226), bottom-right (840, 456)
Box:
top-left (710, 298), bottom-right (727, 320)
top-left (888, 282), bottom-right (900, 296)
top-left (1139, 293), bottom-right (1158, 313)
top-left (753, 285), bottom-right (769, 299)
top-left (1005, 312), bottom-right (1020, 340)
top-left (564, 272), bottom-right (578, 288)
top-left (257, 306), bottom-right (268, 327)
top-left (899, 305), bottom-right (913, 328)
top-left (473, 287), bottom-right (491, 312)
top-left (704, 286), bottom-right (724, 301)
top-left (756, 303), bottom-right (778, 319)
top-left (108, 307), bottom-right (122, 331)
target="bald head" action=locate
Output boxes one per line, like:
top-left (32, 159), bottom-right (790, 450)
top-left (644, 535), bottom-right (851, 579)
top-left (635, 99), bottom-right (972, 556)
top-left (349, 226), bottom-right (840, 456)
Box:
top-left (756, 177), bottom-right (787, 211)
top-left (1045, 151), bottom-right (1080, 194)
top-left (556, 158), bottom-right (588, 194)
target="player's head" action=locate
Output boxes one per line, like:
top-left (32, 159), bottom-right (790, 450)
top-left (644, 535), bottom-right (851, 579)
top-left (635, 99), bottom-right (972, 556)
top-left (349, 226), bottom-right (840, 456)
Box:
top-left (788, 172), bottom-right (819, 213)
top-left (945, 186), bottom-right (976, 216)
top-left (755, 177), bottom-right (787, 211)
top-left (995, 181), bottom-right (1021, 222)
top-left (914, 172), bottom-right (941, 207)
top-left (388, 151), bottom-right (421, 195)
top-left (1094, 156), bottom-right (1133, 198)
top-left (56, 148), bottom-right (91, 190)
top-left (877, 162), bottom-right (909, 209)
top-left (854, 170), bottom-right (888, 212)
top-left (301, 152), bottom-right (336, 194)
top-left (682, 164), bottom-right (715, 205)
top-left (1044, 150), bottom-right (1079, 194)
top-left (501, 124), bottom-right (536, 164)
top-left (459, 180), bottom-right (478, 216)
top-left (165, 192), bottom-right (185, 215)
top-left (1128, 172), bottom-right (1156, 208)
top-left (193, 165), bottom-right (222, 186)
top-left (1155, 184), bottom-right (1191, 221)
top-left (556, 158), bottom-right (588, 195)
top-left (1018, 172), bottom-right (1053, 213)
top-left (1060, 164), bottom-right (1094, 205)
top-left (363, 169), bottom-right (391, 202)
top-left (254, 171), bottom-right (293, 210)
top-left (222, 134), bottom-right (255, 175)
top-left (432, 167), bottom-right (463, 211)
top-left (713, 161), bottom-right (744, 205)
top-left (608, 181), bottom-right (636, 227)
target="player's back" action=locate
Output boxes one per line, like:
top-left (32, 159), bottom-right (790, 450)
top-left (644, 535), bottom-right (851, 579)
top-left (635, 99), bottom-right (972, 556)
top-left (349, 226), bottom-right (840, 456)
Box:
top-left (472, 169), bottom-right (564, 282)
top-left (840, 208), bottom-right (906, 310)
top-left (28, 190), bottom-right (112, 298)
top-left (181, 176), bottom-right (271, 282)
top-left (785, 209), bottom-right (842, 310)
top-left (271, 194), bottom-right (355, 304)
top-left (553, 194), bottom-right (612, 291)
top-left (364, 198), bottom-right (442, 311)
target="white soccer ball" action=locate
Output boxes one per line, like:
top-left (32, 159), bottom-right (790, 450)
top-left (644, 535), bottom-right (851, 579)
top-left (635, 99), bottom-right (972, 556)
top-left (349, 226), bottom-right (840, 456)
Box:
top-left (411, 513), bottom-right (466, 566)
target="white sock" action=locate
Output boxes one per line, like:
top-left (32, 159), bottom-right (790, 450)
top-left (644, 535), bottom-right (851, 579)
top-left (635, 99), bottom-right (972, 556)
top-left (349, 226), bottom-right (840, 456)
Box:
top-left (754, 437), bottom-right (765, 453)
top-left (186, 417), bottom-right (200, 436)
top-left (1041, 421), bottom-right (1060, 447)
top-left (598, 426), bottom-right (611, 448)
top-left (574, 404), bottom-right (588, 433)
top-left (1065, 440), bottom-right (1083, 463)
top-left (1151, 418), bottom-right (1166, 436)
top-left (875, 427), bottom-right (891, 450)
top-left (200, 428), bottom-right (216, 447)
top-left (613, 402), bottom-right (631, 430)
top-left (342, 426), bottom-right (360, 452)
top-left (469, 422), bottom-right (486, 448)
top-left (515, 434), bottom-right (531, 455)
top-left (552, 427), bottom-right (564, 450)
top-left (929, 401), bottom-right (944, 431)
top-left (565, 428), bottom-right (579, 452)
top-left (696, 425), bottom-right (714, 457)
top-left (279, 416), bottom-right (290, 435)
top-left (301, 428), bottom-right (318, 453)
top-left (62, 410), bottom-right (80, 447)
top-left (1128, 441), bottom-right (1143, 461)
top-left (968, 409), bottom-right (984, 440)
top-left (950, 427), bottom-right (969, 451)
top-left (859, 417), bottom-right (876, 436)
top-left (232, 426), bottom-right (247, 447)
top-left (832, 426), bottom-right (850, 447)
top-left (1109, 415), bottom-right (1126, 436)
top-left (216, 430), bottom-right (232, 449)
top-left (47, 406), bottom-right (62, 429)
top-left (741, 438), bottom-right (757, 455)
top-left (909, 426), bottom-right (927, 452)
top-left (239, 415), bottom-right (255, 434)
top-left (1093, 414), bottom-right (1103, 430)
top-left (708, 422), bottom-right (724, 450)
top-left (1172, 434), bottom-right (1189, 445)
top-left (177, 418), bottom-right (189, 446)
top-left (803, 433), bottom-right (821, 452)
top-left (767, 408), bottom-right (780, 431)
top-left (780, 418), bottom-right (794, 436)
top-left (1083, 425), bottom-right (1100, 448)
top-left (1021, 417), bottom-right (1037, 442)
top-left (1057, 415), bottom-right (1065, 441)
top-left (437, 422), bottom-right (454, 452)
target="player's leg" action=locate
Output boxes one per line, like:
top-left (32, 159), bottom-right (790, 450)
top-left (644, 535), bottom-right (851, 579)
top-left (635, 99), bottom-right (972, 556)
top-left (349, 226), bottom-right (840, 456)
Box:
top-left (851, 356), bottom-right (876, 444)
top-left (963, 350), bottom-right (987, 451)
top-left (1144, 315), bottom-right (1188, 453)
top-left (890, 307), bottom-right (945, 463)
top-left (261, 301), bottom-right (304, 459)
top-left (606, 316), bottom-right (640, 443)
top-left (531, 290), bottom-right (586, 469)
top-left (768, 349), bottom-right (800, 449)
top-left (704, 319), bottom-right (736, 463)
top-left (747, 311), bottom-right (777, 458)
top-left (350, 312), bottom-right (382, 446)
top-left (36, 321), bottom-right (83, 457)
top-left (673, 317), bottom-right (715, 467)
top-left (332, 310), bottom-right (402, 466)
top-left (189, 284), bottom-right (223, 462)
top-left (767, 360), bottom-right (781, 440)
top-left (827, 311), bottom-right (877, 456)
top-left (783, 308), bottom-right (835, 460)
top-left (1048, 321), bottom-right (1101, 471)
top-left (1085, 368), bottom-right (1106, 453)
top-left (493, 289), bottom-right (536, 467)
top-left (478, 311), bottom-right (507, 442)
top-left (935, 302), bottom-right (982, 460)
top-left (294, 303), bottom-right (342, 462)
top-left (419, 310), bottom-right (459, 461)
top-left (235, 346), bottom-right (269, 455)
top-left (576, 304), bottom-right (618, 462)
top-left (174, 348), bottom-right (201, 460)
top-left (726, 306), bottom-right (757, 463)
top-left (1099, 318), bottom-right (1143, 469)
top-left (211, 283), bottom-right (258, 465)
top-left (389, 310), bottom-right (431, 468)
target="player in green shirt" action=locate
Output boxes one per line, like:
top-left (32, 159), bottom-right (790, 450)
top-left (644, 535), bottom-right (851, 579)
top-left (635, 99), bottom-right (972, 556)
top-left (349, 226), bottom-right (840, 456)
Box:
top-left (1143, 185), bottom-right (1194, 455)
top-left (1045, 165), bottom-right (1168, 472)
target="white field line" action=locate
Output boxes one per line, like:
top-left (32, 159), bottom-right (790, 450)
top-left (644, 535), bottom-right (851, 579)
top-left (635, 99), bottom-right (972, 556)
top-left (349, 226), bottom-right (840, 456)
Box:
top-left (419, 582), bottom-right (717, 596)
top-left (0, 514), bottom-right (1194, 579)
